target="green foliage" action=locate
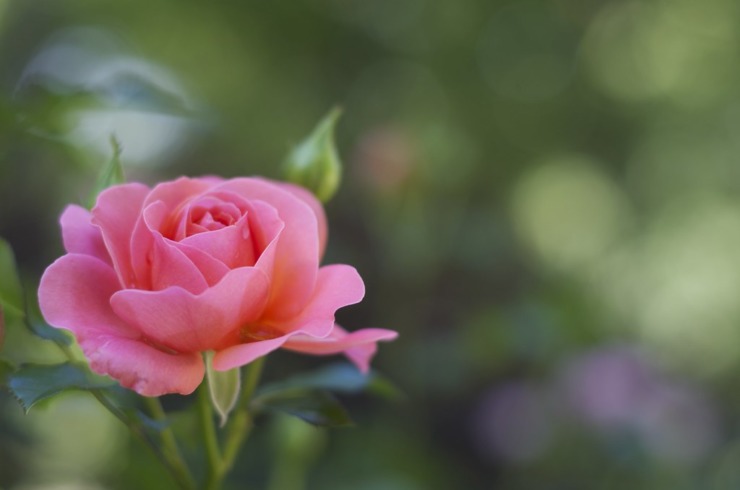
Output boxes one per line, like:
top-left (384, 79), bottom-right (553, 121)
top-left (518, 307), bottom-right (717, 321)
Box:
top-left (252, 389), bottom-right (352, 428)
top-left (25, 316), bottom-right (72, 346)
top-left (0, 237), bottom-right (23, 319)
top-left (283, 108), bottom-right (342, 203)
top-left (88, 135), bottom-right (124, 208)
top-left (257, 362), bottom-right (403, 400)
top-left (204, 351), bottom-right (241, 427)
top-left (0, 358), bottom-right (15, 386)
top-left (0, 237), bottom-right (71, 346)
top-left (6, 362), bottom-right (116, 413)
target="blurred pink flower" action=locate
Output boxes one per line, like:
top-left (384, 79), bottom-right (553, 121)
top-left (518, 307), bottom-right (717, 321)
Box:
top-left (561, 345), bottom-right (654, 429)
top-left (472, 382), bottom-right (555, 463)
top-left (39, 177), bottom-right (397, 396)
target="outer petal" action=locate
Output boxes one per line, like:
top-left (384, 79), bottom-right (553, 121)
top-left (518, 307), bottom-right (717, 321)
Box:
top-left (212, 335), bottom-right (290, 371)
top-left (212, 326), bottom-right (397, 373)
top-left (60, 205), bottom-right (111, 265)
top-left (110, 267), bottom-right (270, 353)
top-left (276, 182), bottom-right (328, 260)
top-left (91, 183), bottom-right (150, 287)
top-left (39, 254), bottom-right (136, 339)
top-left (283, 326), bottom-right (398, 373)
top-left (213, 264), bottom-right (366, 371)
top-left (278, 264), bottom-right (365, 337)
top-left (81, 335), bottom-right (204, 396)
top-left (213, 178), bottom-right (320, 320)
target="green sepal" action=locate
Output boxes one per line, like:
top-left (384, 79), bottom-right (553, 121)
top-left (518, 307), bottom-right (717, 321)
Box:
top-left (204, 351), bottom-right (241, 427)
top-left (283, 107), bottom-right (343, 203)
top-left (87, 134), bottom-right (125, 208)
top-left (6, 361), bottom-right (116, 413)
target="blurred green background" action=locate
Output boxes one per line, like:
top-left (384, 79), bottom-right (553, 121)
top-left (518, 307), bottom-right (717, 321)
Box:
top-left (3, 0), bottom-right (740, 488)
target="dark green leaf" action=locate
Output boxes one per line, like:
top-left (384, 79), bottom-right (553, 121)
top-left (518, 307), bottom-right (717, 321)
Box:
top-left (256, 362), bottom-right (404, 401)
top-left (252, 389), bottom-right (353, 428)
top-left (88, 135), bottom-right (125, 208)
top-left (23, 288), bottom-right (72, 345)
top-left (27, 317), bottom-right (72, 346)
top-left (204, 351), bottom-right (241, 427)
top-left (7, 362), bottom-right (116, 413)
top-left (0, 237), bottom-right (24, 318)
top-left (0, 358), bottom-right (16, 387)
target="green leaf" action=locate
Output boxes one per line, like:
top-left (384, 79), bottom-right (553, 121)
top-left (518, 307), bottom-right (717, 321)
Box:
top-left (0, 358), bottom-right (15, 387)
top-left (283, 107), bottom-right (343, 203)
top-left (27, 317), bottom-right (72, 346)
top-left (204, 351), bottom-right (241, 427)
top-left (257, 362), bottom-right (404, 401)
top-left (88, 134), bottom-right (125, 208)
top-left (0, 304), bottom-right (5, 351)
top-left (24, 290), bottom-right (72, 346)
top-left (252, 389), bottom-right (353, 428)
top-left (0, 237), bottom-right (24, 319)
top-left (7, 362), bottom-right (116, 413)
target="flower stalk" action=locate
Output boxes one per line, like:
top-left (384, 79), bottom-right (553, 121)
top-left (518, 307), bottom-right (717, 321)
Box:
top-left (198, 356), bottom-right (266, 489)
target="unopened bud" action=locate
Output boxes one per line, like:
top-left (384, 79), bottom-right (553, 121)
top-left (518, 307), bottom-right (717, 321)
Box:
top-left (283, 108), bottom-right (343, 203)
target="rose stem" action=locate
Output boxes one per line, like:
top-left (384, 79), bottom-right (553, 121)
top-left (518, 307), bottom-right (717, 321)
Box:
top-left (198, 356), bottom-right (266, 490)
top-left (221, 356), bottom-right (266, 474)
top-left (198, 378), bottom-right (223, 490)
top-left (53, 341), bottom-right (196, 490)
top-left (144, 396), bottom-right (198, 490)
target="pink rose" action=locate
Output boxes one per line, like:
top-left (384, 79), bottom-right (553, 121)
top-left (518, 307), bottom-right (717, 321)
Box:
top-left (39, 177), bottom-right (397, 396)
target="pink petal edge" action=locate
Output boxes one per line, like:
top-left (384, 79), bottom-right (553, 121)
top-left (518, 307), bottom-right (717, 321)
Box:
top-left (82, 335), bottom-right (204, 396)
top-left (111, 266), bottom-right (270, 353)
top-left (60, 205), bottom-right (111, 265)
top-left (212, 325), bottom-right (398, 373)
top-left (213, 178), bottom-right (320, 320)
top-left (38, 254), bottom-right (135, 339)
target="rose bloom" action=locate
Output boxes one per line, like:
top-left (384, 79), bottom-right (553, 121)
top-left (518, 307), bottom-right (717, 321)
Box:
top-left (39, 177), bottom-right (397, 396)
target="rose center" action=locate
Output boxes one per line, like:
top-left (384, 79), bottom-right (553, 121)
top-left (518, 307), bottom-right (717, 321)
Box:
top-left (185, 200), bottom-right (242, 236)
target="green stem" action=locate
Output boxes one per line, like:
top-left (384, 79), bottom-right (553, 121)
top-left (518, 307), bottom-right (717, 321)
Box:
top-left (144, 397), bottom-right (197, 490)
top-left (222, 357), bottom-right (265, 474)
top-left (48, 336), bottom-right (195, 489)
top-left (198, 357), bottom-right (266, 490)
top-left (198, 381), bottom-right (223, 490)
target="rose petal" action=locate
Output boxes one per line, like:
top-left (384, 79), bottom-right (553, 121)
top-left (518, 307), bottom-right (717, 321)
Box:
top-left (60, 205), bottom-right (111, 265)
top-left (278, 264), bottom-right (365, 337)
top-left (171, 241), bottom-right (231, 286)
top-left (243, 199), bottom-right (284, 261)
top-left (38, 254), bottom-right (135, 339)
top-left (213, 178), bottom-right (320, 320)
top-left (212, 335), bottom-right (290, 371)
top-left (81, 335), bottom-right (204, 396)
top-left (212, 265), bottom-right (366, 371)
top-left (91, 183), bottom-right (150, 287)
top-left (283, 326), bottom-right (398, 373)
top-left (130, 201), bottom-right (209, 293)
top-left (111, 267), bottom-right (270, 353)
top-left (211, 326), bottom-right (397, 372)
top-left (276, 182), bottom-right (328, 260)
top-left (143, 177), bottom-right (215, 218)
top-left (180, 212), bottom-right (256, 268)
